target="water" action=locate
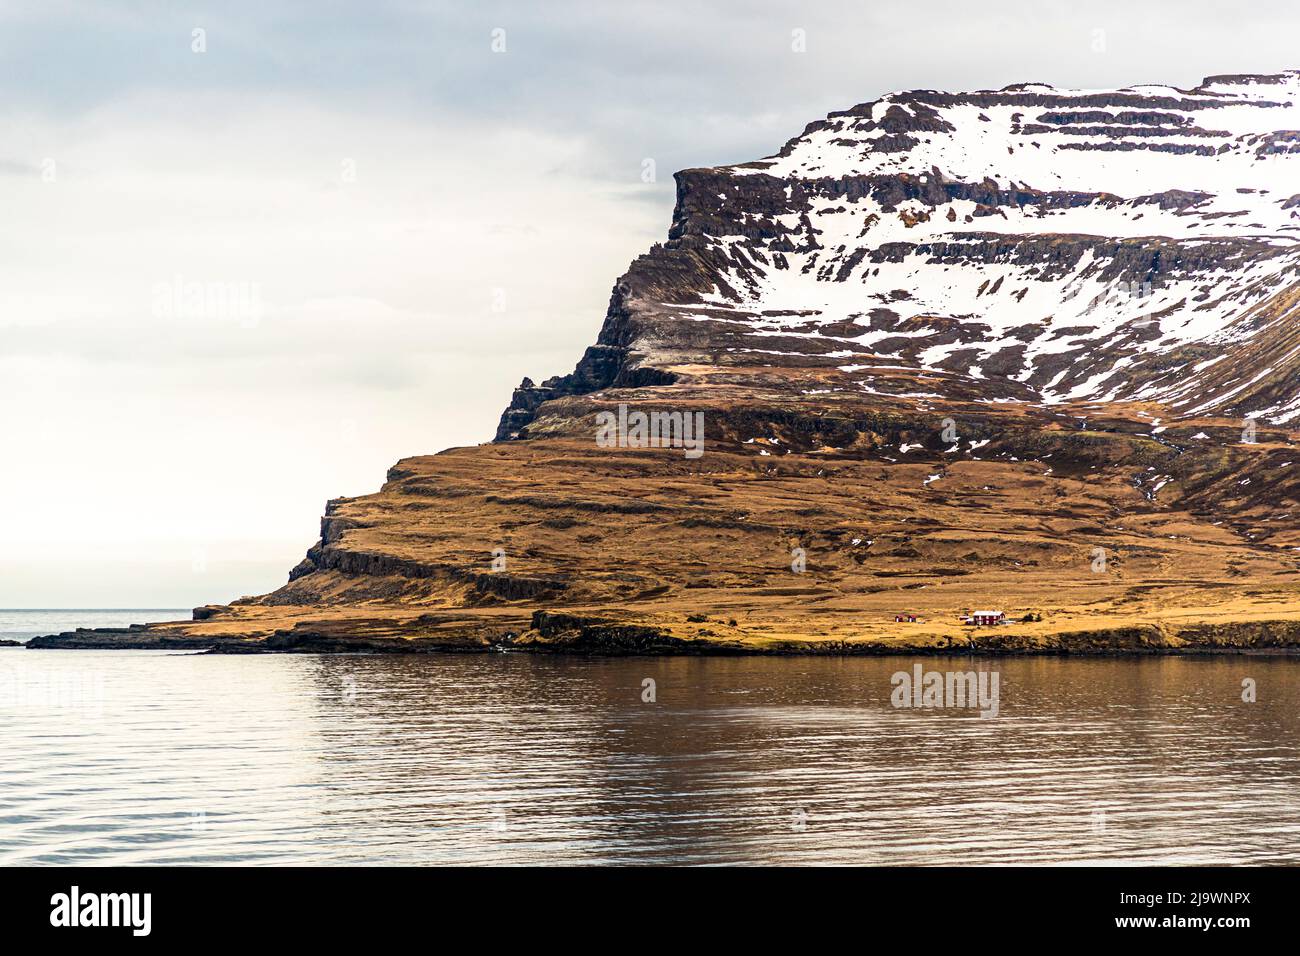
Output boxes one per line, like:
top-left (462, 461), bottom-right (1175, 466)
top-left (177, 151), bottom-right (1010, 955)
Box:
top-left (0, 609), bottom-right (188, 644)
top-left (1, 649), bottom-right (1298, 865)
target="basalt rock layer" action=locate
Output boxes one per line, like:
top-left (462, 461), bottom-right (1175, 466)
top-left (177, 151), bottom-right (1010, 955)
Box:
top-left (32, 72), bottom-right (1300, 654)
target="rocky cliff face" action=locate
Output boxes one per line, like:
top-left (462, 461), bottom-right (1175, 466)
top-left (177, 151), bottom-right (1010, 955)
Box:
top-left (36, 73), bottom-right (1300, 654)
top-left (498, 72), bottom-right (1300, 438)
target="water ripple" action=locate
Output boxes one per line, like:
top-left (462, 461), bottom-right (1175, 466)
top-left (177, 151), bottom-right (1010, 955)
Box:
top-left (1, 650), bottom-right (1298, 864)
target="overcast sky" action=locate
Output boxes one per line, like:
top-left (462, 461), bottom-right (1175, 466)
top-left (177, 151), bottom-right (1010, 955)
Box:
top-left (3, 0), bottom-right (1298, 607)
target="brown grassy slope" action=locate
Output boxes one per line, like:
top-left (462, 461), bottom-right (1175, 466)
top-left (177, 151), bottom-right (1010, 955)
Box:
top-left (59, 383), bottom-right (1300, 654)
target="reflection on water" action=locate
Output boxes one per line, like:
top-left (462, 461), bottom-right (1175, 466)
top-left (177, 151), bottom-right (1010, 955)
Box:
top-left (1, 649), bottom-right (1298, 864)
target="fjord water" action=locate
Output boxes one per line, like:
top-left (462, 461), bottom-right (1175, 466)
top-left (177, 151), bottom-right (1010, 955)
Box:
top-left (2, 649), bottom-right (1298, 865)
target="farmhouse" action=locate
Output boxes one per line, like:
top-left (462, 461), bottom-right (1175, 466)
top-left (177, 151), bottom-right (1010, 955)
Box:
top-left (965, 610), bottom-right (1007, 626)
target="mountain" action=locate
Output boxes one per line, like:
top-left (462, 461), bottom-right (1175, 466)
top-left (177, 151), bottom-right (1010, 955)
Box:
top-left (498, 71), bottom-right (1300, 433)
top-left (32, 72), bottom-right (1300, 653)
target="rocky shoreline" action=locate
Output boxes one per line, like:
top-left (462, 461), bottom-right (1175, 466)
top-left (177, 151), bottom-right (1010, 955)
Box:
top-left (22, 610), bottom-right (1300, 657)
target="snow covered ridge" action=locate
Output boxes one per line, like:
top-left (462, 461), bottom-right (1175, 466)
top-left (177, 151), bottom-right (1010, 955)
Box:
top-left (660, 73), bottom-right (1300, 423)
top-left (732, 72), bottom-right (1300, 217)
